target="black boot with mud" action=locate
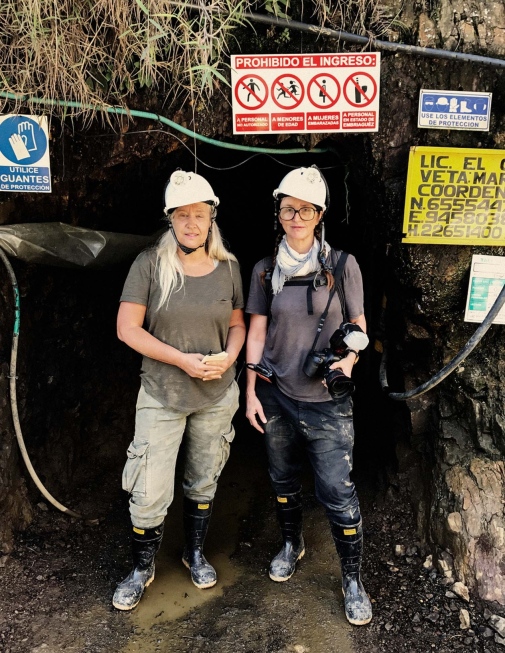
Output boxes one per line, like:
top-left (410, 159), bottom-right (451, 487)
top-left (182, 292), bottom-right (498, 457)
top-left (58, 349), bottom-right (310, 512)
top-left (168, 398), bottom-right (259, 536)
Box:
top-left (182, 498), bottom-right (217, 589)
top-left (269, 492), bottom-right (306, 582)
top-left (112, 523), bottom-right (164, 611)
top-left (330, 519), bottom-right (372, 626)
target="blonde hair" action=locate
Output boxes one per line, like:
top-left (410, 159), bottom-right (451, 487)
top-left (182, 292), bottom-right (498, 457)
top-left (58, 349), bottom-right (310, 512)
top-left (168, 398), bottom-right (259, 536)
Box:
top-left (154, 211), bottom-right (237, 310)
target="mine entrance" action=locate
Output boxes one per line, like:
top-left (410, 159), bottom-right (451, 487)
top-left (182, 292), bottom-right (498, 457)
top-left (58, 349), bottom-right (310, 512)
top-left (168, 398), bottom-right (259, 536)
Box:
top-left (5, 135), bottom-right (398, 530)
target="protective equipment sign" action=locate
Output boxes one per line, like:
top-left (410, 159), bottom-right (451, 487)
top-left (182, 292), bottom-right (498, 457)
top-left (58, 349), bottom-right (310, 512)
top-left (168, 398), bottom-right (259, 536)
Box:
top-left (418, 90), bottom-right (491, 131)
top-left (0, 115), bottom-right (51, 193)
top-left (402, 146), bottom-right (505, 246)
top-left (231, 53), bottom-right (380, 134)
top-left (464, 255), bottom-right (505, 324)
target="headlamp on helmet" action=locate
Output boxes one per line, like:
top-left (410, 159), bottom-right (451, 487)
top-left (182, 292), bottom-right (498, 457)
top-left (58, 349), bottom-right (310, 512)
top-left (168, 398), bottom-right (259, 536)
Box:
top-left (163, 170), bottom-right (220, 215)
top-left (273, 165), bottom-right (329, 212)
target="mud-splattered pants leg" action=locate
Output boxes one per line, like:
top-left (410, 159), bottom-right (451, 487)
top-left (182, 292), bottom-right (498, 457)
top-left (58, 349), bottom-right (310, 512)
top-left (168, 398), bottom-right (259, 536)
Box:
top-left (121, 382), bottom-right (240, 529)
top-left (256, 380), bottom-right (360, 523)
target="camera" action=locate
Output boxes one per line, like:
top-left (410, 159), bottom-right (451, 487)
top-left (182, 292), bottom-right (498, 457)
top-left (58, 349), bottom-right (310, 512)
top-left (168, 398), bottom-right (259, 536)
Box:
top-left (302, 323), bottom-right (369, 400)
top-left (246, 362), bottom-right (274, 384)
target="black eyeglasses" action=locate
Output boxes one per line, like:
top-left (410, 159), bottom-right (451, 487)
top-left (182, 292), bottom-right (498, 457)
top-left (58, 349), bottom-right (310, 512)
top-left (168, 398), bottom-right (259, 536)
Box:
top-left (279, 206), bottom-right (317, 221)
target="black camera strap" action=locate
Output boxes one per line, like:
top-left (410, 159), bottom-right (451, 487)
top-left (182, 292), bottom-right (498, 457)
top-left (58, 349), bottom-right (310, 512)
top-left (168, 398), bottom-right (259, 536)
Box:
top-left (265, 248), bottom-right (348, 319)
top-left (308, 250), bottom-right (348, 354)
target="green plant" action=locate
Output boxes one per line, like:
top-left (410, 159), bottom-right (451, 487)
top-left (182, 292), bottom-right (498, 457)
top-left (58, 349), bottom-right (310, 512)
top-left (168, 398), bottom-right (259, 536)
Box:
top-left (0, 0), bottom-right (250, 119)
top-left (0, 0), bottom-right (382, 122)
top-left (264, 0), bottom-right (291, 19)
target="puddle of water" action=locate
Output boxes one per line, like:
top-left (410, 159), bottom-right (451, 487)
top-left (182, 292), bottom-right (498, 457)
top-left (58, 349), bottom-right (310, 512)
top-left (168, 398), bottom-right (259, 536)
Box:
top-left (125, 545), bottom-right (241, 636)
top-left (122, 439), bottom-right (259, 652)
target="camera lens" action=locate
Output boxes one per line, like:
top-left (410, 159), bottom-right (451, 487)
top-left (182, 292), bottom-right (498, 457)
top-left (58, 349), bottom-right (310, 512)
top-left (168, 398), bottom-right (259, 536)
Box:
top-left (324, 368), bottom-right (355, 400)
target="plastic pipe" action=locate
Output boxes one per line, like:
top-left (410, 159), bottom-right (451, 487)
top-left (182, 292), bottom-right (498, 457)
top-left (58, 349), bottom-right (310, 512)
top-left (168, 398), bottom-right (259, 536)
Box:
top-left (0, 92), bottom-right (327, 155)
top-left (380, 283), bottom-right (505, 400)
top-left (0, 247), bottom-right (99, 524)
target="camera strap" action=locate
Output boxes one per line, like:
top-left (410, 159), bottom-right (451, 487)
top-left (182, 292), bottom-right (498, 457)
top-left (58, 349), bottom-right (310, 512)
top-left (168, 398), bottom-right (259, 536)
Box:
top-left (265, 249), bottom-right (348, 319)
top-left (308, 251), bottom-right (348, 354)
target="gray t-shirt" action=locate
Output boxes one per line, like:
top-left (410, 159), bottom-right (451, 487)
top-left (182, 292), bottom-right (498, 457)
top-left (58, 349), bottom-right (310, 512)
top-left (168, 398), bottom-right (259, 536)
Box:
top-left (121, 249), bottom-right (244, 412)
top-left (245, 251), bottom-right (364, 402)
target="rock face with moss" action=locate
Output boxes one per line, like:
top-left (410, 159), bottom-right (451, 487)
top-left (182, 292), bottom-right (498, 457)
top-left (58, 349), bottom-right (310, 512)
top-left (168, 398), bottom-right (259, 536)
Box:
top-left (0, 0), bottom-right (504, 608)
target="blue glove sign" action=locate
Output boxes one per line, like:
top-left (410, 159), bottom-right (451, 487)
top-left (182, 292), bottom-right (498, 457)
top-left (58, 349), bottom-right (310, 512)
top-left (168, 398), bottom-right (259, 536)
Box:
top-left (0, 116), bottom-right (47, 165)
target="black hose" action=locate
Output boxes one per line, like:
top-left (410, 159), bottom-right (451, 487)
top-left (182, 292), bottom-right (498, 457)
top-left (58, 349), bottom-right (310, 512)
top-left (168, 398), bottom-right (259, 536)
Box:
top-left (179, 3), bottom-right (505, 70)
top-left (246, 14), bottom-right (505, 69)
top-left (380, 283), bottom-right (505, 400)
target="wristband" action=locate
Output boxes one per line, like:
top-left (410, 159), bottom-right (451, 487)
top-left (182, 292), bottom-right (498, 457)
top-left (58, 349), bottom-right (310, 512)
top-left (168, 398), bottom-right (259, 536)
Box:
top-left (347, 349), bottom-right (359, 365)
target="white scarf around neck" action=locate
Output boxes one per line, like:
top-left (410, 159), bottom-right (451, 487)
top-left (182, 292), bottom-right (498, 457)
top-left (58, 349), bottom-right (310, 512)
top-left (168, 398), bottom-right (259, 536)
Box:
top-left (271, 236), bottom-right (330, 295)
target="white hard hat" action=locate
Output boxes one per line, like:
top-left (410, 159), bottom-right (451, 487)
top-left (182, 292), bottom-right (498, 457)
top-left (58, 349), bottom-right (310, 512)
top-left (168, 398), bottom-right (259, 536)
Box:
top-left (273, 166), bottom-right (328, 211)
top-left (164, 170), bottom-right (220, 213)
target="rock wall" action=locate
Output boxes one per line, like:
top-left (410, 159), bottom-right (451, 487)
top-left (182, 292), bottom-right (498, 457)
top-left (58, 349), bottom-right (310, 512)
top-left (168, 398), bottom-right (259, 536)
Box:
top-left (372, 0), bottom-right (505, 608)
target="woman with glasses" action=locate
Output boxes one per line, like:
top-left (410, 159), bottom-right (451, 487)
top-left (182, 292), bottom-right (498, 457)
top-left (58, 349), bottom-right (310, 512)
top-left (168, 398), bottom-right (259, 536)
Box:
top-left (245, 166), bottom-right (372, 626)
top-left (113, 170), bottom-right (245, 611)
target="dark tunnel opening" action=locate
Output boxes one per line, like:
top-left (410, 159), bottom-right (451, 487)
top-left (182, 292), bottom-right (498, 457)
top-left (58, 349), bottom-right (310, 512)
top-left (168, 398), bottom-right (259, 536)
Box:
top-left (7, 136), bottom-right (402, 521)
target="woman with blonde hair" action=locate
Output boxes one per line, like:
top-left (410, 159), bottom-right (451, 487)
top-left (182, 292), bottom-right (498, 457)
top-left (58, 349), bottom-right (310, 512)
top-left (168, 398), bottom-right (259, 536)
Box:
top-left (113, 170), bottom-right (245, 610)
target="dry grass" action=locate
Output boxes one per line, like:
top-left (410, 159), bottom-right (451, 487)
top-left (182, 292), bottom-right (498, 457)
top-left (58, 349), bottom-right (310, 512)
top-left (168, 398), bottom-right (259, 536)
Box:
top-left (315, 0), bottom-right (402, 40)
top-left (0, 0), bottom-right (382, 122)
top-left (0, 0), bottom-right (249, 120)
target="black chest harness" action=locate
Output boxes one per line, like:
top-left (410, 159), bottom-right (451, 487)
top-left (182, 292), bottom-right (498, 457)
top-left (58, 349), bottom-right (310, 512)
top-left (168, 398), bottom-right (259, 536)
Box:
top-left (264, 249), bottom-right (348, 318)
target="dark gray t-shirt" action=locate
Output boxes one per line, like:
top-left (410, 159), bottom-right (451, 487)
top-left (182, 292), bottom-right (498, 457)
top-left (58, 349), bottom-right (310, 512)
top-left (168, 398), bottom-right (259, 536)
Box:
top-left (245, 251), bottom-right (364, 402)
top-left (121, 249), bottom-right (244, 412)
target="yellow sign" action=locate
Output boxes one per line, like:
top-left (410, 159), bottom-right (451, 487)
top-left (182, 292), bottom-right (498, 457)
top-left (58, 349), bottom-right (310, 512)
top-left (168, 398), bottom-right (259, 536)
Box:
top-left (402, 146), bottom-right (505, 245)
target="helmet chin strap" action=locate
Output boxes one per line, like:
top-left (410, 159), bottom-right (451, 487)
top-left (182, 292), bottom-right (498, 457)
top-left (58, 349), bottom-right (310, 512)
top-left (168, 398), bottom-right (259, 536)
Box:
top-left (169, 224), bottom-right (212, 255)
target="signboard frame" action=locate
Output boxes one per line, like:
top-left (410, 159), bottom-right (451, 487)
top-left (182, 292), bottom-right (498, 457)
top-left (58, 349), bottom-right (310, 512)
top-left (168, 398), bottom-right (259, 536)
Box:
top-left (402, 146), bottom-right (505, 246)
top-left (464, 254), bottom-right (505, 324)
top-left (231, 53), bottom-right (381, 135)
top-left (418, 89), bottom-right (491, 131)
top-left (0, 114), bottom-right (51, 193)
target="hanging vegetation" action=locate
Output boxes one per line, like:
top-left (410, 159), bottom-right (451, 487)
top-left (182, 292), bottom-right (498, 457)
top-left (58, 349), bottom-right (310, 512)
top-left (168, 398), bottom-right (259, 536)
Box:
top-left (0, 0), bottom-right (385, 120)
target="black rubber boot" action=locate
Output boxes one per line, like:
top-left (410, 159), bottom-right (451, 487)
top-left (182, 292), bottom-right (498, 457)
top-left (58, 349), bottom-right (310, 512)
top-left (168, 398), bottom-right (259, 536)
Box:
top-left (112, 523), bottom-right (164, 611)
top-left (182, 498), bottom-right (217, 589)
top-left (269, 492), bottom-right (305, 582)
top-left (330, 519), bottom-right (372, 626)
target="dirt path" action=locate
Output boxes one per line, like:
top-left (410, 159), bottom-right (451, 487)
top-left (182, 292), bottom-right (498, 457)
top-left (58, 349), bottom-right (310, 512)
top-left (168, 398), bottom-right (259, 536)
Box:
top-left (0, 423), bottom-right (500, 653)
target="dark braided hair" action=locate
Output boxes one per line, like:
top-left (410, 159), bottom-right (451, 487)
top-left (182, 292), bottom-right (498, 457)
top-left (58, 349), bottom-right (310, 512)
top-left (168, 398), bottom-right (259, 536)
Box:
top-left (314, 221), bottom-right (334, 290)
top-left (260, 230), bottom-right (284, 286)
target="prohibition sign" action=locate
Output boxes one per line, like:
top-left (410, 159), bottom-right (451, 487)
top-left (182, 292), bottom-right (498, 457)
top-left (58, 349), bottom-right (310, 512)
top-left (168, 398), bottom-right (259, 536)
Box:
top-left (235, 74), bottom-right (268, 110)
top-left (343, 72), bottom-right (377, 108)
top-left (271, 74), bottom-right (304, 110)
top-left (308, 73), bottom-right (340, 110)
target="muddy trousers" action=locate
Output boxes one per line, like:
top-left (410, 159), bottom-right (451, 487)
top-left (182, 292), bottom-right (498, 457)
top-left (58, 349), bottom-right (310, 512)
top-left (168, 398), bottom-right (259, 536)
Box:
top-left (122, 382), bottom-right (239, 530)
top-left (256, 382), bottom-right (371, 622)
top-left (256, 380), bottom-right (360, 523)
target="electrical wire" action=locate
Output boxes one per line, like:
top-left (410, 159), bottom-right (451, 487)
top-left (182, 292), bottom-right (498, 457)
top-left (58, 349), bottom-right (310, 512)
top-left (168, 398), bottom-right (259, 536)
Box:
top-left (0, 92), bottom-right (328, 156)
top-left (0, 247), bottom-right (99, 524)
top-left (379, 283), bottom-right (505, 400)
top-left (94, 127), bottom-right (342, 171)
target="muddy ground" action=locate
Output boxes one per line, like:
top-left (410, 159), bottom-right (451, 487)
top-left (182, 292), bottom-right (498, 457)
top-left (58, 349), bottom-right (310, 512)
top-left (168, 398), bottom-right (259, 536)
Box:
top-left (0, 412), bottom-right (503, 653)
